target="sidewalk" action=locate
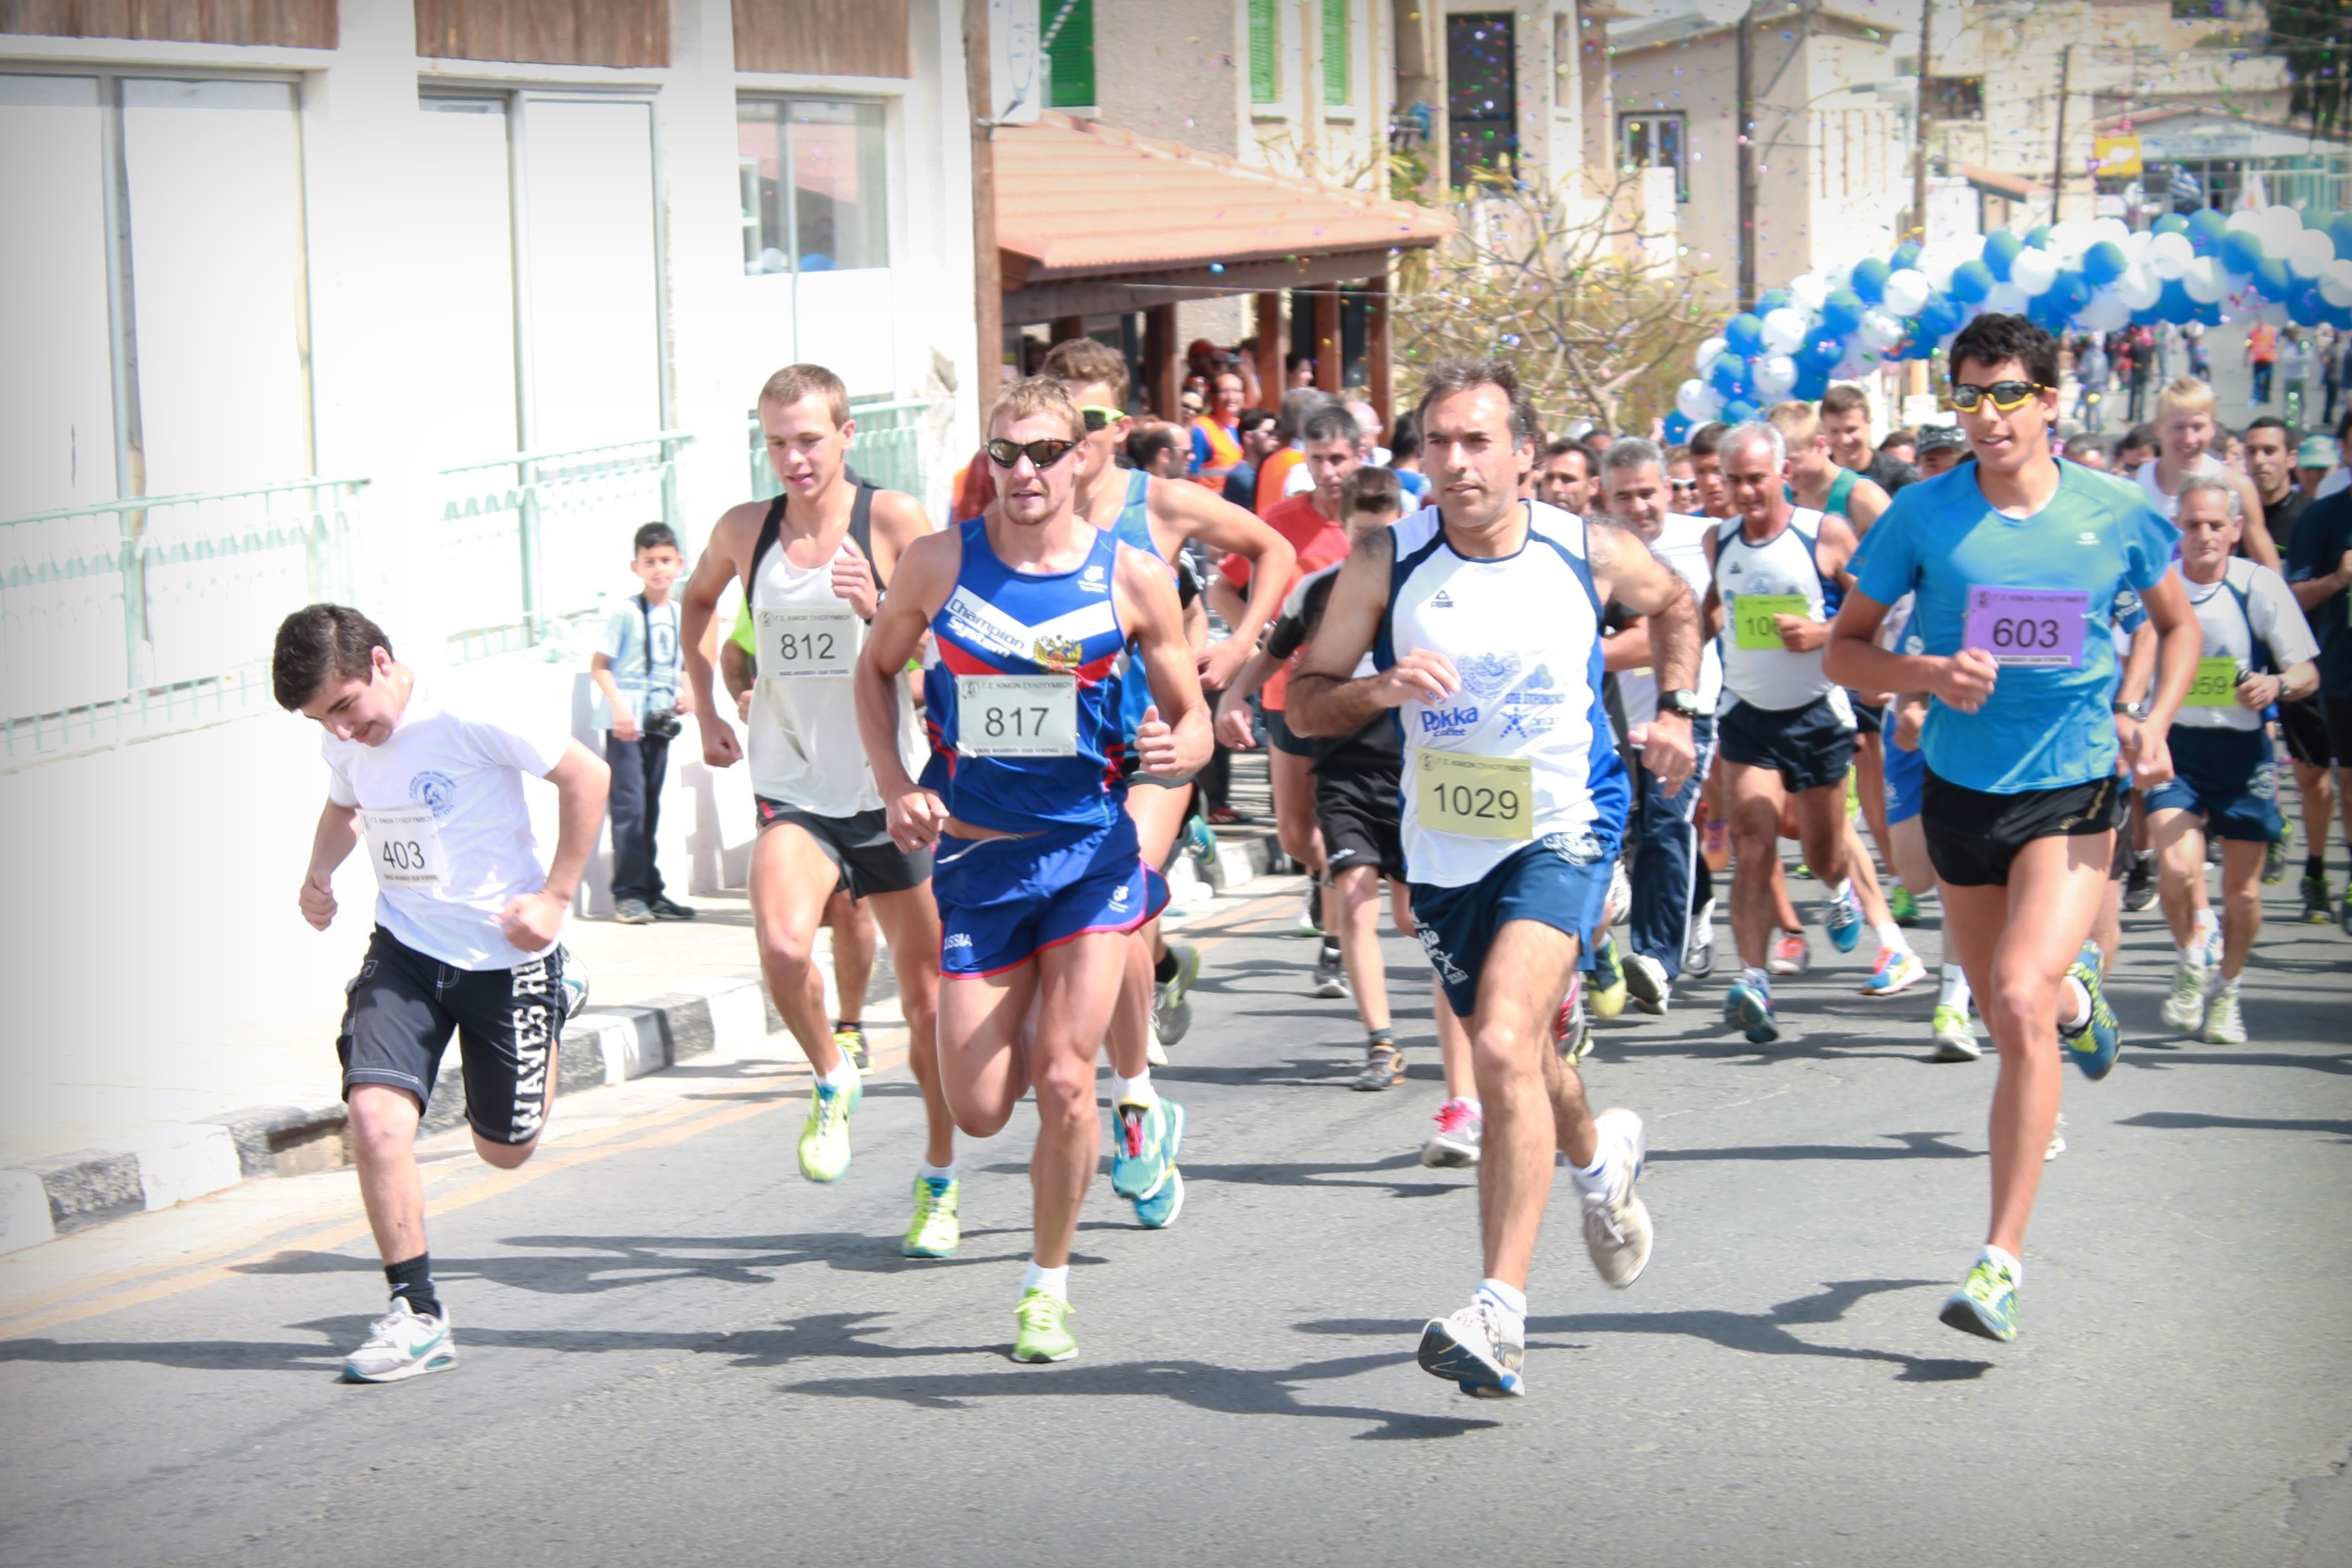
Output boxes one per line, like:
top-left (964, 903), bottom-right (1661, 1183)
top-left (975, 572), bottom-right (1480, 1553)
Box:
top-left (0, 752), bottom-right (1284, 1254)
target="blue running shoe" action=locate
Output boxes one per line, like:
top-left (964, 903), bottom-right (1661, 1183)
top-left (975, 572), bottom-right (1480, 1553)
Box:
top-left (1822, 887), bottom-right (1862, 954)
top-left (1724, 981), bottom-right (1779, 1044)
top-left (1131, 1165), bottom-right (1184, 1229)
top-left (2059, 940), bottom-right (2120, 1081)
top-left (1939, 1254), bottom-right (2019, 1343)
top-left (1109, 1098), bottom-right (1184, 1200)
top-left (1417, 1302), bottom-right (1525, 1398)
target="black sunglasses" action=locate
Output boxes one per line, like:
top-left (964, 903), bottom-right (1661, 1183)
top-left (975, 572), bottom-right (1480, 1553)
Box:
top-left (1948, 381), bottom-right (2049, 413)
top-left (986, 437), bottom-right (1080, 470)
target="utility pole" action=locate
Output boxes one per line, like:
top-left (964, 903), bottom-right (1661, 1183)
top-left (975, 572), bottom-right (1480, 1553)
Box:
top-left (2049, 44), bottom-right (2073, 225)
top-left (1912, 0), bottom-right (1933, 243)
top-left (964, 0), bottom-right (1002, 410)
top-left (1737, 2), bottom-right (1755, 310)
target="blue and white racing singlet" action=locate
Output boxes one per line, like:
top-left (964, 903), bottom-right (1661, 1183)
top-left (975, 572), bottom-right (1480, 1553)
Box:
top-left (1379, 500), bottom-right (1627, 889)
top-left (922, 518), bottom-right (1133, 833)
top-left (1105, 469), bottom-right (1167, 739)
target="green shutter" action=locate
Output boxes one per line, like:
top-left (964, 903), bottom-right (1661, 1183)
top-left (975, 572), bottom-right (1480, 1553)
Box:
top-left (1322, 0), bottom-right (1349, 105)
top-left (1249, 0), bottom-right (1280, 104)
top-left (1042, 0), bottom-right (1096, 109)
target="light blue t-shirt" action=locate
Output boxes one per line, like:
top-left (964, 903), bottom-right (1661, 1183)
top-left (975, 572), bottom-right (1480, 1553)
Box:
top-left (1852, 460), bottom-right (2178, 794)
top-left (593, 595), bottom-right (681, 728)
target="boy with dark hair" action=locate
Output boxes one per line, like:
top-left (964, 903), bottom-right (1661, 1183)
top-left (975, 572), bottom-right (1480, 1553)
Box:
top-left (275, 603), bottom-right (610, 1381)
top-left (591, 522), bottom-right (696, 924)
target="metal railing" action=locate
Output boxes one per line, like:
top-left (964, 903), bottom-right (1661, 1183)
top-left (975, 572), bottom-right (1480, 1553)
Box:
top-left (748, 397), bottom-right (941, 505)
top-left (436, 431), bottom-right (691, 662)
top-left (1, 478), bottom-right (366, 762)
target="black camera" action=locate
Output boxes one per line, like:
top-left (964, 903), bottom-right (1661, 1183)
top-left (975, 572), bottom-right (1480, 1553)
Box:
top-left (641, 708), bottom-right (683, 741)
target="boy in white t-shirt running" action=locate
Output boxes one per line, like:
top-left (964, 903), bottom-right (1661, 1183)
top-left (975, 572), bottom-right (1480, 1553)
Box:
top-left (275, 605), bottom-right (610, 1383)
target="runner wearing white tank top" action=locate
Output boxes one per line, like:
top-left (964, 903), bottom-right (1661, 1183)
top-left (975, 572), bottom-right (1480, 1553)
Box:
top-left (1284, 367), bottom-right (1704, 1402)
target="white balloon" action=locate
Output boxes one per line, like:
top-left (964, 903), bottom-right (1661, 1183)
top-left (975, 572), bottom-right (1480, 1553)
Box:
top-left (1950, 233), bottom-right (1986, 262)
top-left (2145, 230), bottom-right (2194, 281)
top-left (2261, 205), bottom-right (2304, 250)
top-left (1857, 310), bottom-right (1905, 351)
top-left (1881, 268), bottom-right (1930, 316)
top-left (2011, 247), bottom-right (2059, 296)
top-left (2113, 265), bottom-right (2162, 311)
top-left (2225, 208), bottom-right (2265, 236)
top-left (2286, 226), bottom-right (2336, 280)
top-left (1696, 336), bottom-right (1729, 374)
top-left (2318, 260), bottom-right (2352, 309)
top-left (1760, 307), bottom-right (1810, 355)
top-left (2047, 220), bottom-right (2094, 264)
top-left (2181, 255), bottom-right (2227, 304)
top-left (1751, 354), bottom-right (1799, 399)
top-left (1918, 242), bottom-right (1959, 290)
top-left (1790, 274), bottom-right (1830, 315)
top-left (1676, 378), bottom-right (1722, 421)
top-left (1984, 281), bottom-right (2030, 315)
top-left (1820, 260), bottom-right (1854, 292)
top-left (2078, 289), bottom-right (2133, 333)
top-left (2122, 230), bottom-right (2154, 263)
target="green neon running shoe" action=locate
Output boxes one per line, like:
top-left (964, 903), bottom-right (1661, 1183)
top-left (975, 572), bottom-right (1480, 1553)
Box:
top-left (1889, 885), bottom-right (1920, 927)
top-left (1939, 1253), bottom-right (2019, 1343)
top-left (1011, 1287), bottom-right (1076, 1363)
top-left (2059, 941), bottom-right (2120, 1081)
top-left (902, 1174), bottom-right (960, 1257)
top-left (833, 1024), bottom-right (872, 1074)
top-left (796, 1074), bottom-right (862, 1184)
top-left (1931, 1003), bottom-right (1980, 1061)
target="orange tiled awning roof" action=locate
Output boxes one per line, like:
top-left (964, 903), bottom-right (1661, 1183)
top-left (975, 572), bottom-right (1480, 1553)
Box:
top-left (994, 112), bottom-right (1450, 283)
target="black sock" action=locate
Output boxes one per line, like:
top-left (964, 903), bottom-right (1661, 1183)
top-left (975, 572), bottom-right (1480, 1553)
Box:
top-left (1320, 936), bottom-right (1341, 957)
top-left (385, 1254), bottom-right (440, 1320)
top-left (834, 1019), bottom-right (862, 1036)
top-left (1154, 950), bottom-right (1179, 985)
top-left (2309, 855), bottom-right (2327, 880)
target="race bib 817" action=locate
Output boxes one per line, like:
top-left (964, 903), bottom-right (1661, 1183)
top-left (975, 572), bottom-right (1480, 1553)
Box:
top-left (955, 674), bottom-right (1078, 757)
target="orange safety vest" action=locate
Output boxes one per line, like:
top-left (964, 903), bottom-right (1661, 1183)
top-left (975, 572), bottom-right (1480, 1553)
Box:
top-left (1256, 447), bottom-right (1304, 513)
top-left (1190, 416), bottom-right (1244, 480)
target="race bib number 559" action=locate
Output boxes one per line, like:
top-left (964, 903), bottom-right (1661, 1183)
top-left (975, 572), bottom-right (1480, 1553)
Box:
top-left (360, 806), bottom-right (449, 889)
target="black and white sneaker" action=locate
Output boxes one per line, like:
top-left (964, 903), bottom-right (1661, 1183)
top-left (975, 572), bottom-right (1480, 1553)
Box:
top-left (1622, 952), bottom-right (1669, 1015)
top-left (342, 1299), bottom-right (457, 1383)
top-left (1418, 1300), bottom-right (1525, 1398)
top-left (1682, 899), bottom-right (1717, 980)
top-left (1312, 943), bottom-right (1349, 999)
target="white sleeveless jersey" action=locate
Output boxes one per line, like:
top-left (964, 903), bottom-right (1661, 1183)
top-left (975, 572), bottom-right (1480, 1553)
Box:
top-left (1614, 510), bottom-right (1723, 730)
top-left (1714, 507), bottom-right (1841, 713)
top-left (1381, 501), bottom-right (1629, 889)
top-left (2134, 454), bottom-right (2222, 521)
top-left (746, 527), bottom-right (924, 817)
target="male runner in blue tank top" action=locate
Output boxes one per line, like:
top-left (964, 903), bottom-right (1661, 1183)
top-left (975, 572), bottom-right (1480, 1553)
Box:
top-left (854, 377), bottom-right (1211, 1365)
top-left (1827, 313), bottom-right (2199, 1345)
top-left (1288, 359), bottom-right (1704, 1400)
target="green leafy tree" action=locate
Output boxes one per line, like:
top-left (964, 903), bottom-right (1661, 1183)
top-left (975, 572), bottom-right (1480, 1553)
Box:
top-left (2268, 0), bottom-right (2352, 134)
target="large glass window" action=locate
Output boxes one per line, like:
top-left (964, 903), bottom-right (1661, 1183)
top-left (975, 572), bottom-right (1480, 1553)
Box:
top-left (1447, 12), bottom-right (1516, 187)
top-left (1620, 112), bottom-right (1689, 203)
top-left (739, 99), bottom-right (889, 275)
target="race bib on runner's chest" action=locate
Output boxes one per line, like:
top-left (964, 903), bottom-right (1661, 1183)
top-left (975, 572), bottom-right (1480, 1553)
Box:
top-left (360, 806), bottom-right (449, 889)
top-left (1731, 593), bottom-right (1811, 651)
top-left (755, 607), bottom-right (857, 678)
top-left (2182, 655), bottom-right (2240, 707)
top-left (956, 674), bottom-right (1078, 757)
top-left (1961, 587), bottom-right (2090, 668)
top-left (1415, 749), bottom-right (1535, 840)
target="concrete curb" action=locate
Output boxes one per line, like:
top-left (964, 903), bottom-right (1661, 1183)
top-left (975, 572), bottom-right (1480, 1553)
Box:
top-left (0, 971), bottom-right (817, 1257)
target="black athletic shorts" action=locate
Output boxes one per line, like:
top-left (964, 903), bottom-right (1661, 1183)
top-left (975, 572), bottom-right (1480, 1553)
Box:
top-left (1852, 699), bottom-right (1885, 738)
top-left (2280, 695), bottom-right (2336, 767)
top-left (1264, 708), bottom-right (1319, 759)
top-left (756, 797), bottom-right (930, 898)
top-left (1719, 694), bottom-right (1857, 794)
top-left (338, 927), bottom-right (569, 1146)
top-left (1921, 769), bottom-right (2124, 888)
top-left (1315, 759), bottom-right (1406, 882)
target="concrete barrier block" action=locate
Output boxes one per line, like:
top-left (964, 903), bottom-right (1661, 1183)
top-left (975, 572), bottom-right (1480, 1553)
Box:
top-left (132, 1124), bottom-right (243, 1211)
top-left (0, 1171), bottom-right (56, 1255)
top-left (27, 1150), bottom-right (144, 1234)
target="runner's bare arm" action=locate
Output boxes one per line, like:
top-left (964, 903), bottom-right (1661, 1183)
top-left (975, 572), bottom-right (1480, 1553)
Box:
top-left (1589, 520), bottom-right (1699, 788)
top-left (1151, 480), bottom-right (1296, 687)
top-left (501, 741), bottom-right (612, 952)
top-left (832, 490), bottom-right (935, 620)
top-left (1604, 615), bottom-right (1652, 672)
top-left (2232, 472), bottom-right (2280, 568)
top-left (1286, 527), bottom-right (1457, 738)
top-left (855, 529), bottom-right (957, 849)
top-left (2127, 568), bottom-right (2198, 789)
top-left (2115, 621), bottom-right (2157, 708)
top-left (680, 502), bottom-right (763, 767)
top-left (1213, 645), bottom-right (1283, 749)
top-left (299, 800), bottom-right (361, 931)
top-left (1118, 542), bottom-right (1212, 777)
top-left (1825, 590), bottom-right (1998, 714)
top-left (1845, 476), bottom-right (1891, 537)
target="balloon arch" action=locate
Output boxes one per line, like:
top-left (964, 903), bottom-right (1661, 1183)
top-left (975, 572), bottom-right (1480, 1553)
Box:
top-left (1665, 206), bottom-right (2352, 443)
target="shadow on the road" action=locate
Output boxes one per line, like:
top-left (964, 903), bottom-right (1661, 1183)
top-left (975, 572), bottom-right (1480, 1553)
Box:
top-left (1651, 1131), bottom-right (1981, 1164)
top-left (2120, 1049), bottom-right (2351, 1077)
top-left (783, 1348), bottom-right (1501, 1440)
top-left (1181, 1152), bottom-right (1469, 1199)
top-left (2119, 1111), bottom-right (2352, 1141)
top-left (0, 1336), bottom-right (341, 1373)
top-left (1296, 1279), bottom-right (1993, 1384)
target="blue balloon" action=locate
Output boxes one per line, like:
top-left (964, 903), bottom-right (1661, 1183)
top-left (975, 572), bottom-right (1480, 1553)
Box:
top-left (2195, 299), bottom-right (2223, 326)
top-left (2130, 305), bottom-right (2162, 328)
top-left (2218, 230), bottom-right (2265, 278)
top-left (2081, 241), bottom-right (2127, 287)
top-left (1820, 290), bottom-right (1867, 335)
top-left (1890, 240), bottom-right (1923, 273)
top-left (1850, 258), bottom-right (1891, 306)
top-left (2255, 256), bottom-right (2291, 301)
top-left (1948, 260), bottom-right (1995, 303)
top-left (1662, 410), bottom-right (1694, 444)
top-left (2048, 271), bottom-right (2091, 320)
top-left (1720, 398), bottom-right (1759, 426)
top-left (1710, 353), bottom-right (1751, 401)
top-left (2290, 283), bottom-right (2326, 328)
top-left (2152, 212), bottom-right (2190, 238)
top-left (1756, 289), bottom-right (1792, 315)
top-left (2187, 208), bottom-right (2228, 255)
top-left (1722, 312), bottom-right (1765, 358)
top-left (1800, 332), bottom-right (1846, 373)
top-left (1792, 366), bottom-right (1830, 401)
top-left (1982, 231), bottom-right (2021, 282)
top-left (2332, 213), bottom-right (2352, 260)
top-left (2157, 278), bottom-right (2198, 324)
top-left (2024, 225), bottom-right (2052, 250)
top-left (2331, 303), bottom-right (2352, 332)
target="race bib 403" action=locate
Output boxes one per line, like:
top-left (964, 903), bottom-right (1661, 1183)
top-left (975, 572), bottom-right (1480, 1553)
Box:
top-left (1415, 748), bottom-right (1535, 840)
top-left (360, 806), bottom-right (449, 889)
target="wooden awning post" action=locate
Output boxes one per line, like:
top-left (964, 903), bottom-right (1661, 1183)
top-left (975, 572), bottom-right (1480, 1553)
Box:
top-left (1146, 304), bottom-right (1180, 419)
top-left (1255, 292), bottom-right (1284, 411)
top-left (1051, 313), bottom-right (1087, 345)
top-left (1365, 266), bottom-right (1392, 432)
top-left (1314, 287), bottom-right (1342, 392)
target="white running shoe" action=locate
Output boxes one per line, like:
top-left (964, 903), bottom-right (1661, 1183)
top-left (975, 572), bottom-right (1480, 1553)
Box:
top-left (1580, 1108), bottom-right (1652, 1288)
top-left (1605, 860), bottom-right (1632, 926)
top-left (342, 1298), bottom-right (457, 1383)
top-left (1420, 1098), bottom-right (1484, 1168)
top-left (2160, 960), bottom-right (2210, 1033)
top-left (1683, 900), bottom-right (1717, 979)
top-left (1769, 932), bottom-right (1812, 976)
top-left (1931, 1003), bottom-right (1980, 1061)
top-left (1862, 946), bottom-right (1927, 997)
top-left (2044, 1112), bottom-right (2068, 1162)
top-left (2201, 984), bottom-right (2247, 1045)
top-left (1416, 1300), bottom-right (1525, 1398)
top-left (1622, 952), bottom-right (1670, 1015)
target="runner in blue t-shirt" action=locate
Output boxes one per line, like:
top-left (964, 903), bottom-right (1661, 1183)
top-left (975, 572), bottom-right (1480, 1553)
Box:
top-left (1825, 314), bottom-right (2201, 1346)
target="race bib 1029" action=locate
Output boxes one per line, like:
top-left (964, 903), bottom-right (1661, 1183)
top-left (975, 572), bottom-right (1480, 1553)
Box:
top-left (360, 806), bottom-right (449, 890)
top-left (1414, 748), bottom-right (1535, 840)
top-left (956, 674), bottom-right (1078, 757)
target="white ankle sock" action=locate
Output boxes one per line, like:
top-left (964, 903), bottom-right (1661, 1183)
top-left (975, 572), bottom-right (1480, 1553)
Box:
top-left (919, 1158), bottom-right (957, 1181)
top-left (1875, 922), bottom-right (1908, 953)
top-left (1938, 963), bottom-right (1971, 1010)
top-left (1022, 1259), bottom-right (1069, 1300)
top-left (1741, 966), bottom-right (1772, 1000)
top-left (819, 1058), bottom-right (860, 1092)
top-left (1981, 1244), bottom-right (2022, 1287)
top-left (1474, 1277), bottom-right (1527, 1340)
top-left (1110, 1069), bottom-right (1156, 1108)
top-left (2061, 975), bottom-right (2092, 1031)
top-left (1570, 1139), bottom-right (1620, 1195)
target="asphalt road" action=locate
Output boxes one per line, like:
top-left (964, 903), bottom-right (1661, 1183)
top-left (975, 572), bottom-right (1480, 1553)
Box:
top-left (2, 872), bottom-right (2348, 1568)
